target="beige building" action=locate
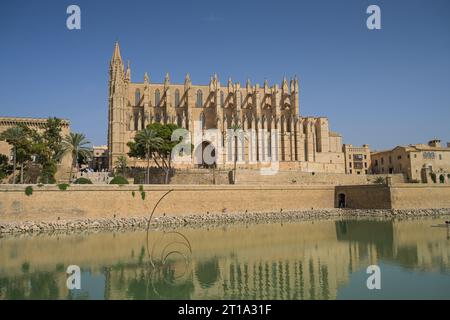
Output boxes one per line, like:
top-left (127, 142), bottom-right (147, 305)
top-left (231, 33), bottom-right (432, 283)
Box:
top-left (0, 116), bottom-right (72, 182)
top-left (371, 139), bottom-right (450, 183)
top-left (342, 144), bottom-right (371, 175)
top-left (107, 42), bottom-right (345, 173)
top-left (90, 145), bottom-right (109, 171)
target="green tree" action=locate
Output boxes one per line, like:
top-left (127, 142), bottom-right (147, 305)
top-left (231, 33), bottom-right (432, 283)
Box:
top-left (0, 154), bottom-right (13, 181)
top-left (62, 132), bottom-right (91, 182)
top-left (15, 124), bottom-right (38, 183)
top-left (128, 123), bottom-right (184, 184)
top-left (33, 118), bottom-right (65, 184)
top-left (128, 127), bottom-right (163, 184)
top-left (114, 155), bottom-right (128, 177)
top-left (0, 126), bottom-right (29, 184)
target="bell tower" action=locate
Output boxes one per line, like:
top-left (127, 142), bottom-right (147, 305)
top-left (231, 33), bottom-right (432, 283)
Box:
top-left (108, 41), bottom-right (127, 169)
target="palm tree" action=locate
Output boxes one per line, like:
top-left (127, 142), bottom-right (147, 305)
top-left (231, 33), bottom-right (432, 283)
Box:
top-left (0, 127), bottom-right (27, 184)
top-left (114, 155), bottom-right (128, 177)
top-left (62, 133), bottom-right (91, 183)
top-left (135, 128), bottom-right (163, 184)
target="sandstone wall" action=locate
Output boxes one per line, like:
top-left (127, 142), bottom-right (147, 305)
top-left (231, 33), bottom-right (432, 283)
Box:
top-left (336, 184), bottom-right (450, 209)
top-left (390, 184), bottom-right (450, 209)
top-left (129, 168), bottom-right (405, 185)
top-left (0, 184), bottom-right (335, 222)
top-left (234, 170), bottom-right (404, 186)
top-left (335, 185), bottom-right (392, 209)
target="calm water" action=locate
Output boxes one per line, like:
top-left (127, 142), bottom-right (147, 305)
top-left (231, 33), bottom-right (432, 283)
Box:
top-left (1, 217), bottom-right (450, 300)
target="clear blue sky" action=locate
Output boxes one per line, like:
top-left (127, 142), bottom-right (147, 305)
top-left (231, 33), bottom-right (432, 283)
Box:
top-left (0, 0), bottom-right (449, 150)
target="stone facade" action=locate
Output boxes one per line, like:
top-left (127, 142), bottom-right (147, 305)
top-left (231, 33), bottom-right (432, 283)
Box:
top-left (90, 145), bottom-right (109, 171)
top-left (0, 116), bottom-right (72, 182)
top-left (371, 139), bottom-right (450, 183)
top-left (342, 144), bottom-right (371, 175)
top-left (107, 42), bottom-right (345, 173)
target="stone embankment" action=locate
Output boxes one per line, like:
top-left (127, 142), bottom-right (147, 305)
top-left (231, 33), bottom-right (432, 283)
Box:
top-left (1, 208), bottom-right (450, 235)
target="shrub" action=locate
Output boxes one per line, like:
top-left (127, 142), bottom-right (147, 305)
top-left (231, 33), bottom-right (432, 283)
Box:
top-left (57, 183), bottom-right (70, 190)
top-left (109, 176), bottom-right (128, 185)
top-left (74, 177), bottom-right (93, 184)
top-left (131, 191), bottom-right (135, 197)
top-left (373, 176), bottom-right (385, 184)
top-left (25, 186), bottom-right (33, 196)
top-left (141, 191), bottom-right (146, 200)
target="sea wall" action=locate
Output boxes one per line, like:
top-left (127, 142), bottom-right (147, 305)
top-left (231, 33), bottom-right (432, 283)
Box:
top-left (1, 183), bottom-right (450, 223)
top-left (335, 185), bottom-right (391, 209)
top-left (390, 184), bottom-right (450, 209)
top-left (0, 184), bottom-right (334, 222)
top-left (336, 184), bottom-right (450, 209)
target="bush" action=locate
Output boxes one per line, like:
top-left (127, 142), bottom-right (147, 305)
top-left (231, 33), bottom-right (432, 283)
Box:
top-left (73, 177), bottom-right (93, 184)
top-left (109, 176), bottom-right (128, 185)
top-left (373, 176), bottom-right (385, 184)
top-left (25, 186), bottom-right (33, 196)
top-left (57, 183), bottom-right (70, 190)
top-left (38, 162), bottom-right (57, 184)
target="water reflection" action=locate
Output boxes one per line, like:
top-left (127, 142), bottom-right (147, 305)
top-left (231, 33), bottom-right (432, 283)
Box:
top-left (0, 217), bottom-right (449, 299)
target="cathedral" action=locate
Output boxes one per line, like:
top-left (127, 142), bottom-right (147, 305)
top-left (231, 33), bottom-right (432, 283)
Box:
top-left (108, 42), bottom-right (345, 173)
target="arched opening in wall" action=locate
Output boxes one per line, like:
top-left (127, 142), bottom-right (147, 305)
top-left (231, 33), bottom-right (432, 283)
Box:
top-left (135, 89), bottom-right (141, 106)
top-left (439, 174), bottom-right (445, 183)
top-left (194, 141), bottom-right (216, 169)
top-left (196, 90), bottom-right (203, 107)
top-left (174, 89), bottom-right (180, 107)
top-left (338, 193), bottom-right (346, 208)
top-left (220, 91), bottom-right (225, 107)
top-left (155, 89), bottom-right (161, 106)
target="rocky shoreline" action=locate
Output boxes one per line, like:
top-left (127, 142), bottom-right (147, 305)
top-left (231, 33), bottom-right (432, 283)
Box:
top-left (1, 208), bottom-right (450, 235)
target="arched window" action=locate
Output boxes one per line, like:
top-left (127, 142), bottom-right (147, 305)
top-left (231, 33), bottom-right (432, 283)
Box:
top-left (220, 91), bottom-right (224, 107)
top-left (196, 90), bottom-right (203, 107)
top-left (174, 89), bottom-right (180, 107)
top-left (155, 89), bottom-right (161, 106)
top-left (135, 89), bottom-right (141, 106)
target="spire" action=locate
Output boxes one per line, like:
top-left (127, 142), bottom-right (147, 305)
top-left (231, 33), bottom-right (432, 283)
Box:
top-left (184, 73), bottom-right (191, 90)
top-left (144, 72), bottom-right (149, 84)
top-left (164, 72), bottom-right (170, 89)
top-left (282, 76), bottom-right (288, 92)
top-left (125, 60), bottom-right (131, 81)
top-left (165, 72), bottom-right (170, 82)
top-left (185, 73), bottom-right (191, 83)
top-left (111, 41), bottom-right (122, 63)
